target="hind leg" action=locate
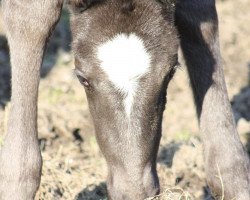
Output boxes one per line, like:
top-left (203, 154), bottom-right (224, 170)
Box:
top-left (0, 1), bottom-right (63, 199)
top-left (175, 0), bottom-right (250, 199)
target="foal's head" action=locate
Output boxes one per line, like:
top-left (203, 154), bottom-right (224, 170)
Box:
top-left (69, 0), bottom-right (178, 199)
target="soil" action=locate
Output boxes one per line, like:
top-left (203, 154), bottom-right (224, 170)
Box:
top-left (0, 0), bottom-right (249, 199)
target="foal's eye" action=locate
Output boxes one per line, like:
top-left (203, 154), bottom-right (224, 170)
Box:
top-left (76, 75), bottom-right (90, 88)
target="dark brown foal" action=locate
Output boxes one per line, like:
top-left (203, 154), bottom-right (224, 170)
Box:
top-left (0, 0), bottom-right (249, 200)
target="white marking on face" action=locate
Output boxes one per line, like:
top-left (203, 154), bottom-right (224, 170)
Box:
top-left (97, 33), bottom-right (151, 117)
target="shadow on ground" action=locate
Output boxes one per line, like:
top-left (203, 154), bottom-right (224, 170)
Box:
top-left (231, 63), bottom-right (250, 155)
top-left (75, 182), bottom-right (108, 200)
top-left (0, 34), bottom-right (10, 108)
top-left (158, 141), bottom-right (181, 168)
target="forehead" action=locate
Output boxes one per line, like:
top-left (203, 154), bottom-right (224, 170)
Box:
top-left (71, 0), bottom-right (179, 86)
top-left (71, 0), bottom-right (179, 78)
top-left (70, 0), bottom-right (178, 52)
top-left (97, 33), bottom-right (151, 92)
top-left (71, 1), bottom-right (179, 118)
top-left (72, 15), bottom-right (178, 72)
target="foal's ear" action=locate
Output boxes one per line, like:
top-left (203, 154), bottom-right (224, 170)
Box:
top-left (68, 0), bottom-right (104, 13)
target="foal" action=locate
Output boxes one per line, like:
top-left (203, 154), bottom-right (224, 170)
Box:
top-left (0, 0), bottom-right (249, 200)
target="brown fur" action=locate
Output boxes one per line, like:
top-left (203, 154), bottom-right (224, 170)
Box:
top-left (69, 1), bottom-right (178, 199)
top-left (0, 0), bottom-right (249, 200)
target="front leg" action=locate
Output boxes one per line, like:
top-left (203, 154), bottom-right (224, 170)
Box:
top-left (175, 0), bottom-right (250, 199)
top-left (0, 1), bottom-right (63, 199)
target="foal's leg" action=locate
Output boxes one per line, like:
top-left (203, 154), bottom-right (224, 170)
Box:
top-left (0, 1), bottom-right (63, 199)
top-left (175, 1), bottom-right (250, 199)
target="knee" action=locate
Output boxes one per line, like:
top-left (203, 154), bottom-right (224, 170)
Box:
top-left (0, 142), bottom-right (42, 198)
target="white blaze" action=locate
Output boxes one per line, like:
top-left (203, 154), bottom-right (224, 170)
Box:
top-left (97, 33), bottom-right (151, 117)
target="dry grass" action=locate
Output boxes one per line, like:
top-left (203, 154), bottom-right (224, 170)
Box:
top-left (147, 188), bottom-right (193, 200)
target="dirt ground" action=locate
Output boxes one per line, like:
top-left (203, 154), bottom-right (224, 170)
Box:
top-left (0, 0), bottom-right (250, 200)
